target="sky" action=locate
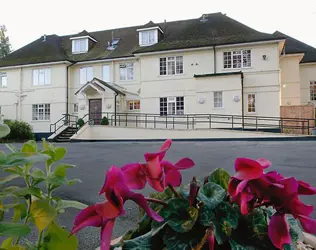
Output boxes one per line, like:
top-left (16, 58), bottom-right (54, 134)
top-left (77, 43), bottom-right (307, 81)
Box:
top-left (2, 0), bottom-right (316, 51)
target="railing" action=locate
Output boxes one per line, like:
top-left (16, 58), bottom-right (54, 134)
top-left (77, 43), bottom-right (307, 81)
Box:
top-left (49, 114), bottom-right (79, 134)
top-left (79, 112), bottom-right (316, 135)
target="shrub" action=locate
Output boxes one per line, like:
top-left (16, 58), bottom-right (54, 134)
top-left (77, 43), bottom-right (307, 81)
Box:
top-left (0, 131), bottom-right (85, 249)
top-left (100, 116), bottom-right (109, 125)
top-left (2, 120), bottom-right (35, 142)
top-left (77, 118), bottom-right (84, 128)
top-left (71, 139), bottom-right (316, 250)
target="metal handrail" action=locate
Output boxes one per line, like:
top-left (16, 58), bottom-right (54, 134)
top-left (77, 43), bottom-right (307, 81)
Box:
top-left (49, 114), bottom-right (79, 134)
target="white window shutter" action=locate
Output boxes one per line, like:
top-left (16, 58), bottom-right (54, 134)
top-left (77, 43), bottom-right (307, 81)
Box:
top-left (33, 70), bottom-right (39, 85)
top-left (45, 69), bottom-right (51, 85)
top-left (103, 65), bottom-right (110, 82)
top-left (80, 68), bottom-right (86, 85)
top-left (87, 67), bottom-right (93, 81)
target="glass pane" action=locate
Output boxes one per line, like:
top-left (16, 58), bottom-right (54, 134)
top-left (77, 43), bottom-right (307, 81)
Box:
top-left (103, 65), bottom-right (110, 82)
top-left (160, 58), bottom-right (167, 75)
top-left (120, 67), bottom-right (126, 80)
top-left (1, 76), bottom-right (7, 87)
top-left (127, 68), bottom-right (133, 80)
top-left (168, 102), bottom-right (175, 115)
top-left (167, 60), bottom-right (175, 75)
top-left (176, 56), bottom-right (183, 74)
top-left (233, 51), bottom-right (242, 68)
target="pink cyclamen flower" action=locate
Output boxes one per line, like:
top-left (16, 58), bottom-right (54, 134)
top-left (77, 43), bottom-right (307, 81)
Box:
top-left (122, 139), bottom-right (195, 192)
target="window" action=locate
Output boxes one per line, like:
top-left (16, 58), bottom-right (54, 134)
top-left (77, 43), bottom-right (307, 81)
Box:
top-left (310, 81), bottom-right (316, 101)
top-left (33, 69), bottom-right (51, 86)
top-left (74, 103), bottom-right (79, 113)
top-left (72, 39), bottom-right (88, 54)
top-left (160, 56), bottom-right (183, 75)
top-left (159, 96), bottom-right (184, 115)
top-left (128, 100), bottom-right (140, 111)
top-left (120, 63), bottom-right (134, 81)
top-left (32, 104), bottom-right (50, 121)
top-left (102, 65), bottom-right (110, 82)
top-left (140, 30), bottom-right (156, 46)
top-left (248, 94), bottom-right (256, 113)
top-left (213, 91), bottom-right (223, 108)
top-left (224, 50), bottom-right (251, 69)
top-left (0, 73), bottom-right (7, 87)
top-left (80, 67), bottom-right (93, 85)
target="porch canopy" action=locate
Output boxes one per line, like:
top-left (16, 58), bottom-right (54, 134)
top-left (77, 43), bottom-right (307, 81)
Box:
top-left (75, 77), bottom-right (126, 125)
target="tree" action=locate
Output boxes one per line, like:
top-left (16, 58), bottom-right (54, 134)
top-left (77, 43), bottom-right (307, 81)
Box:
top-left (0, 25), bottom-right (11, 58)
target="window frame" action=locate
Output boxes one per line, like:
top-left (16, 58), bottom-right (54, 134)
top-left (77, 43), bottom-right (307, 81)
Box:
top-left (102, 65), bottom-right (110, 82)
top-left (159, 96), bottom-right (184, 116)
top-left (310, 81), bottom-right (316, 101)
top-left (159, 56), bottom-right (184, 76)
top-left (119, 63), bottom-right (134, 81)
top-left (32, 68), bottom-right (51, 86)
top-left (74, 103), bottom-right (79, 113)
top-left (72, 38), bottom-right (88, 54)
top-left (0, 73), bottom-right (7, 88)
top-left (127, 100), bottom-right (140, 111)
top-left (223, 50), bottom-right (252, 69)
top-left (80, 66), bottom-right (93, 85)
top-left (247, 93), bottom-right (256, 113)
top-left (213, 91), bottom-right (223, 109)
top-left (140, 30), bottom-right (156, 46)
top-left (32, 104), bottom-right (51, 121)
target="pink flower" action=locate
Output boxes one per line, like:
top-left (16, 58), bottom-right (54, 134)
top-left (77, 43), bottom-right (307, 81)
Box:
top-left (268, 212), bottom-right (291, 249)
top-left (122, 140), bottom-right (194, 192)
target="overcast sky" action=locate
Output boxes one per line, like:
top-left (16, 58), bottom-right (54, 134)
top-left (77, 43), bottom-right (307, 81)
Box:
top-left (2, 0), bottom-right (316, 51)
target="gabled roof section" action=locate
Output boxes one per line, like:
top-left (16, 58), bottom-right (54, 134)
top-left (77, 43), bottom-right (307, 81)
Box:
top-left (70, 30), bottom-right (97, 42)
top-left (273, 31), bottom-right (316, 63)
top-left (0, 12), bottom-right (286, 68)
top-left (137, 21), bottom-right (164, 33)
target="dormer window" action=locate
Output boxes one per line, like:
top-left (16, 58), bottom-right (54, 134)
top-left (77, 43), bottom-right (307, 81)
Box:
top-left (137, 26), bottom-right (163, 47)
top-left (72, 38), bottom-right (88, 54)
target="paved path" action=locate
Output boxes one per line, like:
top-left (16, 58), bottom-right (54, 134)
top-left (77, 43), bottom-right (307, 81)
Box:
top-left (1, 141), bottom-right (316, 249)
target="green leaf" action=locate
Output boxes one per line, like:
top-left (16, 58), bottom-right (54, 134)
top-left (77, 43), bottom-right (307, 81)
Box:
top-left (0, 222), bottom-right (31, 237)
top-left (0, 174), bottom-right (20, 185)
top-left (216, 202), bottom-right (239, 230)
top-left (22, 140), bottom-right (38, 153)
top-left (247, 208), bottom-right (268, 239)
top-left (42, 221), bottom-right (78, 250)
top-left (198, 182), bottom-right (226, 209)
top-left (31, 168), bottom-right (45, 179)
top-left (54, 147), bottom-right (67, 161)
top-left (67, 178), bottom-right (82, 186)
top-left (5, 144), bottom-right (19, 153)
top-left (158, 198), bottom-right (198, 233)
top-left (14, 187), bottom-right (43, 198)
top-left (2, 152), bottom-right (49, 167)
top-left (3, 166), bottom-right (25, 176)
top-left (0, 151), bottom-right (6, 163)
top-left (42, 139), bottom-right (54, 151)
top-left (123, 231), bottom-right (152, 250)
top-left (13, 203), bottom-right (27, 222)
top-left (287, 216), bottom-right (303, 243)
top-left (229, 240), bottom-right (256, 250)
top-left (0, 123), bottom-right (10, 138)
top-left (0, 237), bottom-right (14, 248)
top-left (55, 200), bottom-right (88, 211)
top-left (30, 200), bottom-right (57, 232)
top-left (53, 164), bottom-right (74, 177)
top-left (199, 205), bottom-right (216, 226)
top-left (208, 168), bottom-right (231, 190)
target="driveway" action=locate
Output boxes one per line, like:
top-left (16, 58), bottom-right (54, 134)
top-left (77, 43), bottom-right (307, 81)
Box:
top-left (1, 141), bottom-right (316, 249)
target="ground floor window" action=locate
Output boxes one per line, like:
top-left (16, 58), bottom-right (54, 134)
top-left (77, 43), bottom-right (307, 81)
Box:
top-left (74, 103), bottom-right (79, 113)
top-left (310, 81), bottom-right (316, 101)
top-left (32, 104), bottom-right (50, 121)
top-left (159, 96), bottom-right (184, 115)
top-left (247, 94), bottom-right (256, 113)
top-left (213, 91), bottom-right (223, 108)
top-left (128, 100), bottom-right (140, 111)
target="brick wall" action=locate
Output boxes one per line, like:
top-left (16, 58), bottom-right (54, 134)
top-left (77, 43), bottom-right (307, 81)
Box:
top-left (280, 104), bottom-right (315, 134)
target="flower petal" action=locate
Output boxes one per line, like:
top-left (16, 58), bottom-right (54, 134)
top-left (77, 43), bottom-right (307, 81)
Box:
top-left (240, 191), bottom-right (254, 215)
top-left (296, 215), bottom-right (316, 234)
top-left (163, 161), bottom-right (182, 187)
top-left (95, 201), bottom-right (122, 219)
top-left (236, 180), bottom-right (248, 195)
top-left (175, 158), bottom-right (195, 169)
top-left (256, 158), bottom-right (272, 169)
top-left (228, 178), bottom-right (240, 197)
top-left (207, 234), bottom-right (215, 250)
top-left (144, 139), bottom-right (172, 162)
top-left (265, 171), bottom-right (284, 182)
top-left (234, 158), bottom-right (264, 180)
top-left (99, 166), bottom-right (124, 195)
top-left (121, 163), bottom-right (147, 190)
top-left (288, 196), bottom-right (314, 217)
top-left (100, 219), bottom-right (115, 250)
top-left (268, 212), bottom-right (291, 249)
top-left (297, 180), bottom-right (316, 195)
top-left (160, 139), bottom-right (172, 152)
top-left (129, 192), bottom-right (164, 222)
top-left (71, 205), bottom-right (102, 235)
top-left (142, 158), bottom-right (164, 192)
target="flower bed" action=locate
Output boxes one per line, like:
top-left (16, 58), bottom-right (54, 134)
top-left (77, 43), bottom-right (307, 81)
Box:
top-left (71, 139), bottom-right (316, 250)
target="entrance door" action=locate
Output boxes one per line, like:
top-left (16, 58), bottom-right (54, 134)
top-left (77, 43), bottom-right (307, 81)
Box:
top-left (89, 99), bottom-right (102, 125)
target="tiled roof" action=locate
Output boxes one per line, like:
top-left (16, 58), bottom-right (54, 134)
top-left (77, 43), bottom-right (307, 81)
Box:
top-left (0, 12), bottom-right (284, 68)
top-left (273, 31), bottom-right (316, 63)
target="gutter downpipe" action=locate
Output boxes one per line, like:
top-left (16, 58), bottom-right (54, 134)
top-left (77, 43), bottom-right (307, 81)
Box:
top-left (66, 62), bottom-right (76, 121)
top-left (213, 46), bottom-right (217, 73)
top-left (114, 93), bottom-right (119, 126)
top-left (241, 72), bottom-right (244, 130)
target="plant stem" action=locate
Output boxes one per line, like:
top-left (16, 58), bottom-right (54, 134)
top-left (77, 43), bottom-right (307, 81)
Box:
top-left (195, 228), bottom-right (212, 250)
top-left (168, 184), bottom-right (181, 198)
top-left (145, 197), bottom-right (168, 206)
top-left (14, 197), bottom-right (32, 245)
top-left (36, 230), bottom-right (44, 249)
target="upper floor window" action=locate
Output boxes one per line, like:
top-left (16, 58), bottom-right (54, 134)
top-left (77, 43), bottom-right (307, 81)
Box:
top-left (224, 50), bottom-right (251, 69)
top-left (102, 65), bottom-right (110, 82)
top-left (72, 38), bottom-right (88, 54)
top-left (160, 96), bottom-right (184, 116)
top-left (160, 56), bottom-right (183, 76)
top-left (310, 81), bottom-right (316, 101)
top-left (128, 100), bottom-right (140, 111)
top-left (0, 73), bottom-right (7, 88)
top-left (140, 30), bottom-right (156, 46)
top-left (248, 94), bottom-right (256, 113)
top-left (33, 69), bottom-right (51, 86)
top-left (32, 104), bottom-right (50, 121)
top-left (213, 91), bottom-right (223, 108)
top-left (120, 63), bottom-right (134, 81)
top-left (80, 67), bottom-right (93, 85)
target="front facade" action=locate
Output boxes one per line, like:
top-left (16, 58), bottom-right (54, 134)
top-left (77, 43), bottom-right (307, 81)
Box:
top-left (0, 12), bottom-right (315, 137)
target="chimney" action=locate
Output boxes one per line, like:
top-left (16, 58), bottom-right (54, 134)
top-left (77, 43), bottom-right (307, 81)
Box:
top-left (164, 19), bottom-right (166, 40)
top-left (42, 34), bottom-right (47, 42)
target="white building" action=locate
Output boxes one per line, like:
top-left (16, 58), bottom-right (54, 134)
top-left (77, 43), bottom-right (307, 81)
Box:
top-left (0, 12), bottom-right (315, 139)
